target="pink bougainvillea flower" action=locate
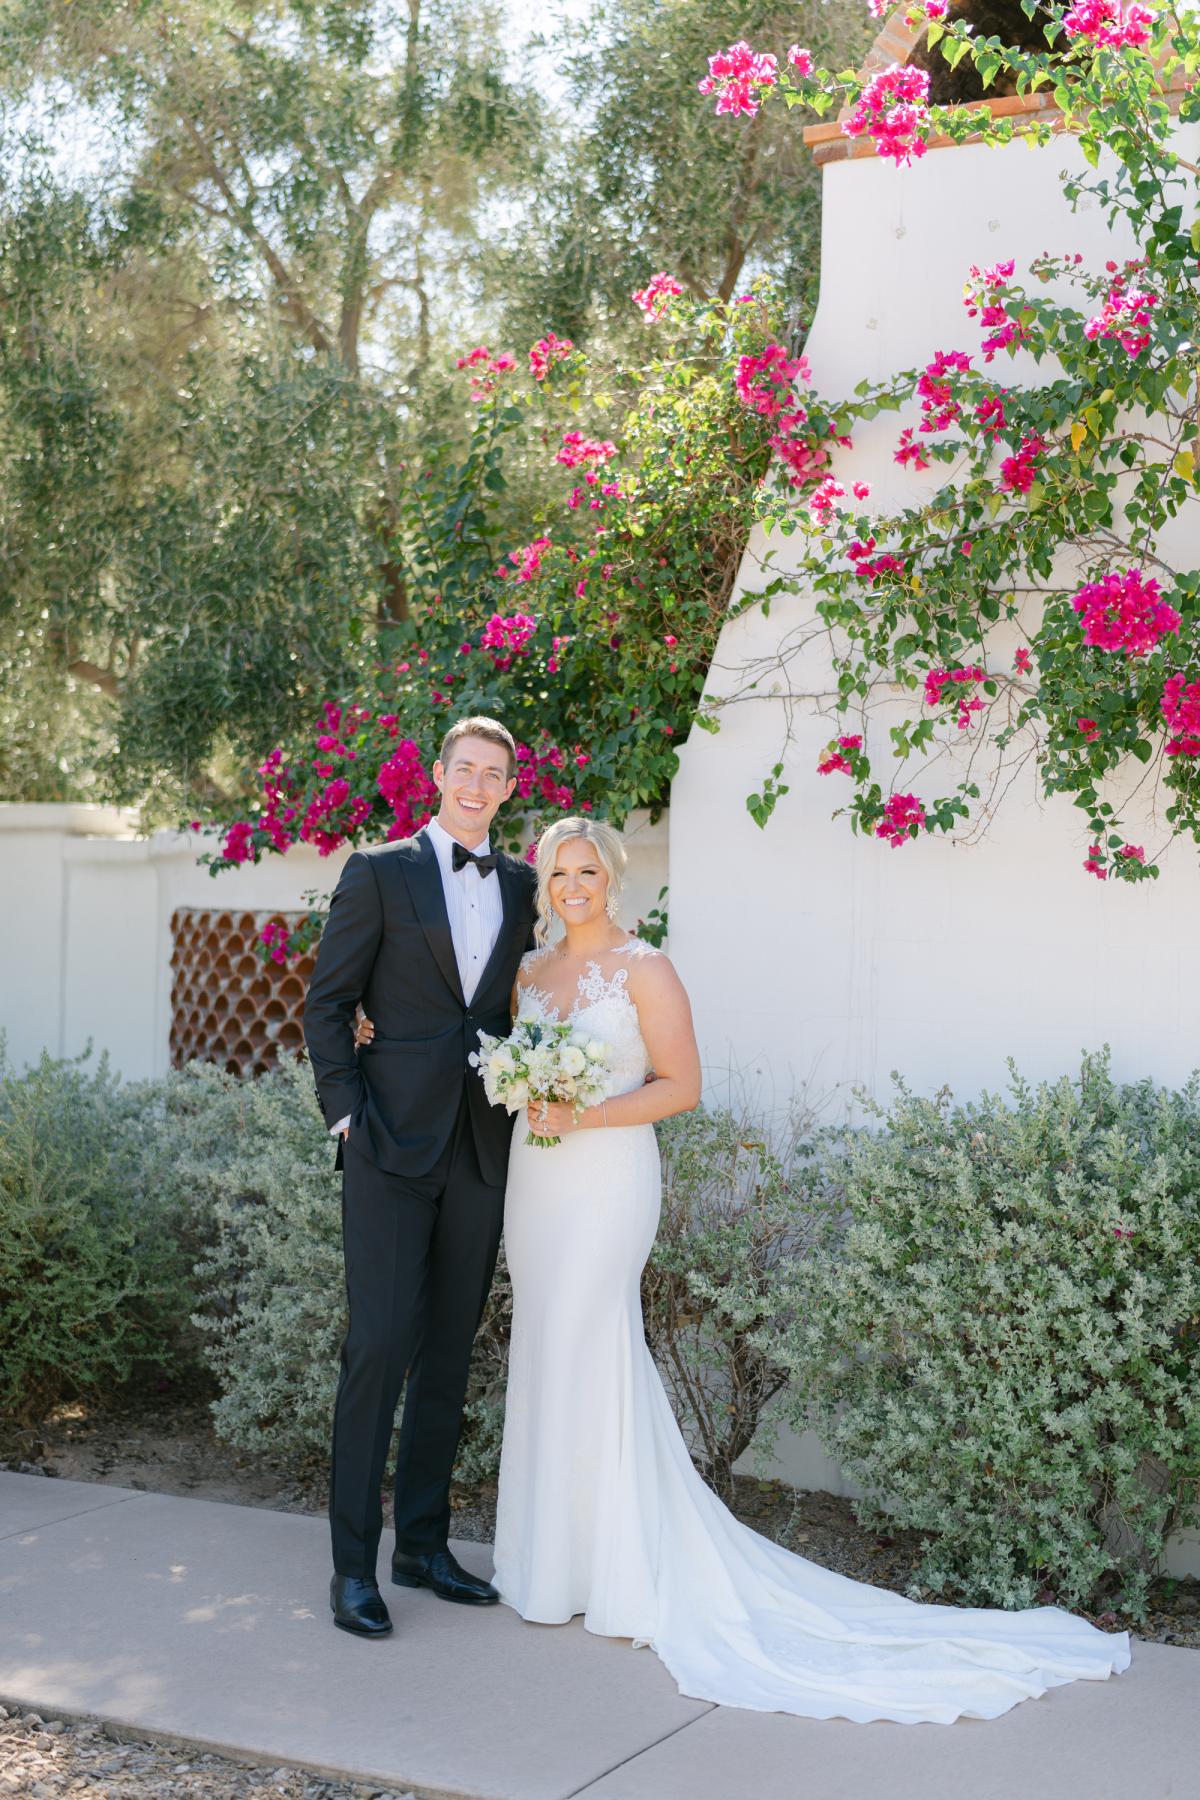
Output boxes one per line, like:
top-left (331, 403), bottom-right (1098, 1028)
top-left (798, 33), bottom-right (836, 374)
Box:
top-left (735, 343), bottom-right (809, 417)
top-left (1073, 569), bottom-right (1181, 656)
top-left (848, 536), bottom-right (906, 583)
top-left (529, 332), bottom-right (574, 381)
top-left (998, 433), bottom-right (1048, 495)
top-left (924, 665), bottom-right (986, 729)
top-left (963, 261), bottom-right (1030, 361)
top-left (1062, 0), bottom-right (1154, 48)
top-left (1077, 717), bottom-right (1100, 738)
top-left (377, 739), bottom-right (438, 840)
top-left (557, 430), bottom-right (618, 469)
top-left (1014, 647), bottom-right (1033, 674)
top-left (808, 476), bottom-right (847, 521)
top-left (480, 610), bottom-right (538, 669)
top-left (734, 344), bottom-right (831, 492)
top-left (894, 426), bottom-right (931, 470)
top-left (852, 481), bottom-right (871, 500)
top-left (820, 732), bottom-right (864, 771)
top-left (786, 44), bottom-right (814, 76)
top-left (455, 344), bottom-right (516, 403)
top-left (842, 64), bottom-right (931, 167)
top-left (514, 738), bottom-right (576, 813)
top-left (698, 41), bottom-right (778, 116)
top-left (222, 820), bottom-right (256, 865)
top-left (1160, 674), bottom-right (1200, 755)
top-left (875, 792), bottom-right (926, 847)
top-left (1083, 268), bottom-right (1157, 357)
top-left (974, 390), bottom-right (1009, 438)
top-left (1084, 842), bottom-right (1107, 879)
top-left (916, 349), bottom-right (973, 433)
top-left (503, 539), bottom-right (553, 585)
top-left (771, 430), bottom-right (829, 487)
top-left (1120, 843), bottom-right (1145, 862)
top-left (632, 272), bottom-right (684, 320)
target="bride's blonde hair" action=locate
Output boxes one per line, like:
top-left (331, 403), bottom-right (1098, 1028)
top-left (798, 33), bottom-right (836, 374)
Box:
top-left (534, 816), bottom-right (628, 946)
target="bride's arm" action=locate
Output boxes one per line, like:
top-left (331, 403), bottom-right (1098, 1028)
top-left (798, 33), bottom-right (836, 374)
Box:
top-left (565, 954), bottom-right (701, 1132)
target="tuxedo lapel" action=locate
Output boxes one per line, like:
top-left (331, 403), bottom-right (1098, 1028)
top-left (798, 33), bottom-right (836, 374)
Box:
top-left (473, 857), bottom-right (526, 1007)
top-left (400, 830), bottom-right (465, 1005)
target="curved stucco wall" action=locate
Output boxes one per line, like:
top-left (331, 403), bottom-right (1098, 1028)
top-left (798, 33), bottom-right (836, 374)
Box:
top-left (672, 124), bottom-right (1200, 1127)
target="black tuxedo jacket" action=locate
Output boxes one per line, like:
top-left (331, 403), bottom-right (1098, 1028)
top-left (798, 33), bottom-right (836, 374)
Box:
top-left (302, 830), bottom-right (538, 1187)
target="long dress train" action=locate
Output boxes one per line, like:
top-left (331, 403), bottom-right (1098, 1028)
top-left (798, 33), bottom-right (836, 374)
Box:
top-left (491, 944), bottom-right (1131, 1724)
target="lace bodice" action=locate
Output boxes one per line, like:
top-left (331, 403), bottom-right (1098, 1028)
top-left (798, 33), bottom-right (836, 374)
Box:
top-left (515, 939), bottom-right (661, 1099)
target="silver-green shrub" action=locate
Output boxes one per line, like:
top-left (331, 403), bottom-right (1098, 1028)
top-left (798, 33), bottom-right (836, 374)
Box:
top-left (184, 1054), bottom-right (345, 1456)
top-left (0, 1041), bottom-right (203, 1423)
top-left (762, 1049), bottom-right (1200, 1617)
top-left (647, 1106), bottom-right (846, 1495)
top-left (186, 1052), bottom-right (505, 1484)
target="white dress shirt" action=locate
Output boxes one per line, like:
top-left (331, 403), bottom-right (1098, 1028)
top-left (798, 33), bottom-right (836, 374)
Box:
top-left (330, 818), bottom-right (505, 1136)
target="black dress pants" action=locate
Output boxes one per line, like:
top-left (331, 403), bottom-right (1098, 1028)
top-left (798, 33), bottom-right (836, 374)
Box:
top-left (329, 1092), bottom-right (505, 1577)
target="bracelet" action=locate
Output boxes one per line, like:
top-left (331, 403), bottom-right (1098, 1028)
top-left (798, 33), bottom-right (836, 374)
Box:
top-left (602, 1099), bottom-right (609, 1128)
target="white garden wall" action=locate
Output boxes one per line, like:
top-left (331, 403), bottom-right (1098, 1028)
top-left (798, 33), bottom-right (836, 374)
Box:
top-left (0, 804), bottom-right (667, 1082)
top-left (672, 122), bottom-right (1200, 1124)
top-left (681, 121), bottom-right (1200, 1575)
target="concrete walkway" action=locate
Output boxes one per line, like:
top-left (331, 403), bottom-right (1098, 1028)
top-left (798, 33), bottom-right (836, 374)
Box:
top-left (1, 1472), bottom-right (1196, 1800)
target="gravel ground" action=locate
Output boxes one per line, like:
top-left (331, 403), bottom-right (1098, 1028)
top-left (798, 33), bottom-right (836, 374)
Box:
top-left (0, 1706), bottom-right (414, 1800)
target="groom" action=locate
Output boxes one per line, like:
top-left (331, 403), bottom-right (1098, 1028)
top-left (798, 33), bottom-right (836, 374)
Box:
top-left (303, 715), bottom-right (537, 1636)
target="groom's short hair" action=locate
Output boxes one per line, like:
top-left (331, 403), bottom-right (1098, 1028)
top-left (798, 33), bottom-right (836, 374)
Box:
top-left (439, 715), bottom-right (517, 780)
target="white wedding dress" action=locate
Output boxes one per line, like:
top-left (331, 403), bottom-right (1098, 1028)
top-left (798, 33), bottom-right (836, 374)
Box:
top-left (491, 942), bottom-right (1132, 1724)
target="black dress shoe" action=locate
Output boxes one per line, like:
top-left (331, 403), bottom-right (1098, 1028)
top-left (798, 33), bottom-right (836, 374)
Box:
top-left (391, 1547), bottom-right (499, 1605)
top-left (330, 1573), bottom-right (393, 1636)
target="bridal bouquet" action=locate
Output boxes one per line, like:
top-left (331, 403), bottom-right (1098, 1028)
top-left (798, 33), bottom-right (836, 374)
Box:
top-left (470, 1017), bottom-right (612, 1147)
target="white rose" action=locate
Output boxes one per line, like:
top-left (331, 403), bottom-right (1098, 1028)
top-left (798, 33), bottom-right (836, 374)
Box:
top-left (488, 1048), bottom-right (515, 1078)
top-left (505, 1079), bottom-right (529, 1112)
top-left (560, 1045), bottom-right (586, 1077)
top-left (585, 1039), bottom-right (608, 1062)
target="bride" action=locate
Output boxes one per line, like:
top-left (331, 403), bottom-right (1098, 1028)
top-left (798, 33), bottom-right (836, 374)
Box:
top-left (363, 814), bottom-right (1132, 1724)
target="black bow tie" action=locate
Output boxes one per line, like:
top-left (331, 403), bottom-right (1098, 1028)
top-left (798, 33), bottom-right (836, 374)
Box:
top-left (452, 841), bottom-right (499, 877)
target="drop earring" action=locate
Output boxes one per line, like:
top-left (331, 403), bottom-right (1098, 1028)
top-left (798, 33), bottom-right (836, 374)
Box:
top-left (605, 891), bottom-right (619, 921)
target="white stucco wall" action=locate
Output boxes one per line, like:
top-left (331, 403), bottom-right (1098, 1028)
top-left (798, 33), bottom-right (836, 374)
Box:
top-left (0, 804), bottom-right (668, 1081)
top-left (673, 125), bottom-right (1200, 1129)
top-left (690, 127), bottom-right (1200, 1575)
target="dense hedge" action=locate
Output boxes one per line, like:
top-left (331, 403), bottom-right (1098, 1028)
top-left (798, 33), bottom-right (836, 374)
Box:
top-left (3, 1041), bottom-right (1196, 1617)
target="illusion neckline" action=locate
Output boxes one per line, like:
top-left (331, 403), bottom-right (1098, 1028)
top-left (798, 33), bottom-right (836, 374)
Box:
top-left (518, 941), bottom-right (649, 1025)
